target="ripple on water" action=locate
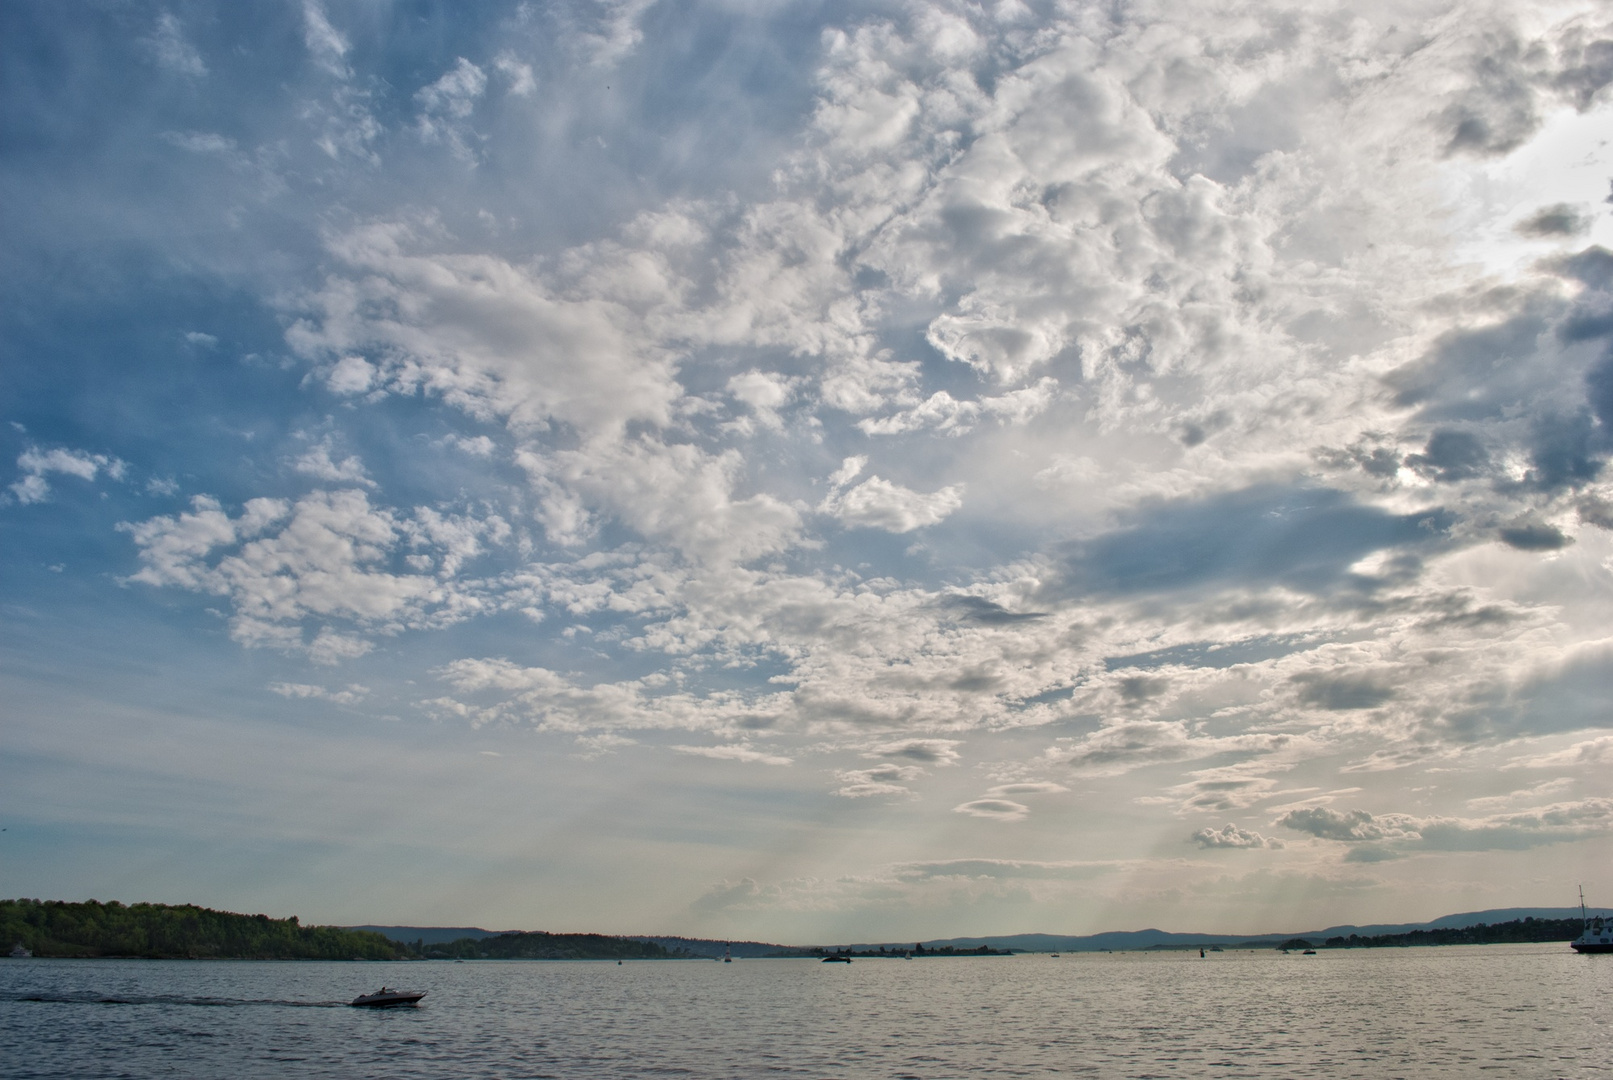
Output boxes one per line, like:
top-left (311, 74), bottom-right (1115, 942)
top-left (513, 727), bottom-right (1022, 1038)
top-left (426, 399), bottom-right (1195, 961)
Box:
top-left (0, 945), bottom-right (1610, 1078)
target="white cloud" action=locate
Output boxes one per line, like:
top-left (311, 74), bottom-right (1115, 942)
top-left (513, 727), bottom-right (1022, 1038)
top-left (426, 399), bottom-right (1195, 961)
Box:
top-left (834, 763), bottom-right (923, 798)
top-left (120, 491), bottom-right (504, 662)
top-left (823, 475), bottom-right (964, 533)
top-left (1191, 824), bottom-right (1284, 850)
top-left (291, 439), bottom-right (374, 487)
top-left (670, 743), bottom-right (793, 766)
top-left (144, 13), bottom-right (207, 77)
top-left (301, 0), bottom-right (350, 76)
top-left (11, 447), bottom-right (127, 504)
top-left (493, 52), bottom-right (536, 97)
top-left (953, 798), bottom-right (1029, 821)
top-left (269, 681), bottom-right (369, 705)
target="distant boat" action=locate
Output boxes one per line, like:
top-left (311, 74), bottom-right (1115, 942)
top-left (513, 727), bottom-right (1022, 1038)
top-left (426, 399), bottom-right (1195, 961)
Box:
top-left (1301, 949), bottom-right (1317, 955)
top-left (1573, 887), bottom-right (1613, 954)
top-left (350, 987), bottom-right (426, 1008)
top-left (8, 943), bottom-right (30, 958)
top-left (821, 955), bottom-right (852, 963)
top-left (724, 945), bottom-right (732, 963)
top-left (1049, 954), bottom-right (1059, 958)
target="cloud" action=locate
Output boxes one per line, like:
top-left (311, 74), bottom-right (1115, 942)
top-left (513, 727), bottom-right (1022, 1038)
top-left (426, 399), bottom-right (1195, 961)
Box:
top-left (120, 491), bottom-right (503, 661)
top-left (416, 59), bottom-right (487, 160)
top-left (953, 798), bottom-right (1029, 821)
top-left (1276, 807), bottom-right (1418, 842)
top-left (823, 475), bottom-right (964, 533)
top-left (1516, 203), bottom-right (1592, 237)
top-left (985, 781), bottom-right (1068, 796)
top-left (834, 764), bottom-right (923, 798)
top-left (301, 0), bottom-right (350, 76)
top-left (864, 739), bottom-right (960, 765)
top-left (893, 859), bottom-right (1121, 882)
top-left (1509, 735), bottom-right (1613, 768)
top-left (11, 447), bottom-right (127, 504)
top-left (1277, 799), bottom-right (1613, 853)
top-left (670, 743), bottom-right (792, 766)
top-left (1055, 485), bottom-right (1454, 600)
top-left (143, 13), bottom-right (207, 77)
top-left (1191, 824), bottom-right (1284, 849)
top-left (268, 681), bottom-right (369, 705)
top-left (290, 439), bottom-right (375, 487)
top-left (1050, 722), bottom-right (1288, 778)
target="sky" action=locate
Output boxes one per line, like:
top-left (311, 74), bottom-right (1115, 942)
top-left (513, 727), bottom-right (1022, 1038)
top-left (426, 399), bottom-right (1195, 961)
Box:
top-left (4, 0), bottom-right (1613, 943)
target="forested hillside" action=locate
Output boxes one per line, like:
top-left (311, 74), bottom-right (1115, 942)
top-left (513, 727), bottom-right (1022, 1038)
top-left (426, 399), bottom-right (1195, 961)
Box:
top-left (1, 899), bottom-right (402, 959)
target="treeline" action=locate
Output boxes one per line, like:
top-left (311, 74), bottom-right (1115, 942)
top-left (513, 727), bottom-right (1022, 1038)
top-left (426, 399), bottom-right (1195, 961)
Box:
top-left (1, 899), bottom-right (401, 960)
top-left (1321, 917), bottom-right (1585, 949)
top-left (416, 931), bottom-right (681, 960)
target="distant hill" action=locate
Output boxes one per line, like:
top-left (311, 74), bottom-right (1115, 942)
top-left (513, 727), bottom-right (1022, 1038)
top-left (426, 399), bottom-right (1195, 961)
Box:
top-left (420, 931), bottom-right (682, 960)
top-left (354, 906), bottom-right (1611, 957)
top-left (913, 907), bottom-right (1610, 952)
top-left (352, 925), bottom-right (507, 945)
top-left (3, 899), bottom-right (401, 960)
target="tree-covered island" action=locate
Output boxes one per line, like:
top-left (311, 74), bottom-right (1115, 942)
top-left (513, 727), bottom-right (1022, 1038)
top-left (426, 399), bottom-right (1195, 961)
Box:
top-left (1, 900), bottom-right (681, 961)
top-left (1, 899), bottom-right (402, 959)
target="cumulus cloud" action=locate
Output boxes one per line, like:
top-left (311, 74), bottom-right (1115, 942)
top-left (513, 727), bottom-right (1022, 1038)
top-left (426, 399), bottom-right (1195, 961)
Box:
top-left (1191, 824), bottom-right (1284, 850)
top-left (291, 439), bottom-right (374, 487)
top-left (823, 475), bottom-right (964, 533)
top-left (11, 447), bottom-right (127, 504)
top-left (1277, 800), bottom-right (1613, 854)
top-left (119, 491), bottom-right (504, 661)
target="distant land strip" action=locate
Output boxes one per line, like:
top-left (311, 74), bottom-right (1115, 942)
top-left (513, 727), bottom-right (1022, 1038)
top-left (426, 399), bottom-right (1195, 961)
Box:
top-left (1, 900), bottom-right (675, 961)
top-left (7, 900), bottom-right (1608, 960)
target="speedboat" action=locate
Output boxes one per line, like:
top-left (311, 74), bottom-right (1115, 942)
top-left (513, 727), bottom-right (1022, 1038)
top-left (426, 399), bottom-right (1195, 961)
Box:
top-left (350, 986), bottom-right (427, 1007)
top-left (821, 955), bottom-right (852, 963)
top-left (1573, 888), bottom-right (1613, 954)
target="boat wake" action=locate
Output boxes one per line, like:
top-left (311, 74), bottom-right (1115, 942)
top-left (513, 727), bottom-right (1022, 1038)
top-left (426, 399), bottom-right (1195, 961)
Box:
top-left (2, 991), bottom-right (349, 1008)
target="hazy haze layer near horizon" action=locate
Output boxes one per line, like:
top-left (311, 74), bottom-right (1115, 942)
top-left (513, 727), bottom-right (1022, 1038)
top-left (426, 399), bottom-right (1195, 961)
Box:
top-left (4, 0), bottom-right (1613, 942)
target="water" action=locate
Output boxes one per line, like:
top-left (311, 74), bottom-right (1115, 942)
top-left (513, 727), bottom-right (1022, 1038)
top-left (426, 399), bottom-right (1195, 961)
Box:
top-left (2, 944), bottom-right (1610, 1078)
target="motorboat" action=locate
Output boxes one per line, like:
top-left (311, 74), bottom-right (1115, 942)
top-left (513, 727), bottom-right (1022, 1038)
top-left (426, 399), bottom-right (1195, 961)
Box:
top-left (8, 942), bottom-right (31, 958)
top-left (350, 986), bottom-right (427, 1007)
top-left (1573, 887), bottom-right (1613, 954)
top-left (821, 954), bottom-right (852, 963)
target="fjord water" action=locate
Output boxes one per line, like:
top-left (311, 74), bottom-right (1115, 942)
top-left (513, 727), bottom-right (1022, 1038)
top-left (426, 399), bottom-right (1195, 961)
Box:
top-left (3, 944), bottom-right (1609, 1078)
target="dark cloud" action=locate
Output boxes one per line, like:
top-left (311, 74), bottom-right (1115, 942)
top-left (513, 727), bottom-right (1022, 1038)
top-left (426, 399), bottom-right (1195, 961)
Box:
top-left (1387, 310), bottom-right (1551, 420)
top-left (1552, 36), bottom-right (1613, 109)
top-left (1055, 485), bottom-right (1453, 599)
top-left (1515, 203), bottom-right (1590, 237)
top-left (1522, 410), bottom-right (1601, 491)
top-left (1119, 675), bottom-right (1168, 703)
top-left (1498, 522), bottom-right (1570, 550)
top-left (1440, 33), bottom-right (1541, 157)
top-left (941, 595), bottom-right (1048, 625)
top-left (1405, 430), bottom-right (1489, 482)
top-left (1291, 672), bottom-right (1396, 711)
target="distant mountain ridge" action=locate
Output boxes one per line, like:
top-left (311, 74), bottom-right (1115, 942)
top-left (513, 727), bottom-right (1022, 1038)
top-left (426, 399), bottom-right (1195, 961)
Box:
top-left (355, 906), bottom-right (1608, 954)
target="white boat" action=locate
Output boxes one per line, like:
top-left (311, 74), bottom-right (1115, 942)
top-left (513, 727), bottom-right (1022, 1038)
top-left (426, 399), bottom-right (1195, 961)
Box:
top-left (8, 943), bottom-right (30, 958)
top-left (350, 986), bottom-right (426, 1007)
top-left (1572, 888), bottom-right (1613, 954)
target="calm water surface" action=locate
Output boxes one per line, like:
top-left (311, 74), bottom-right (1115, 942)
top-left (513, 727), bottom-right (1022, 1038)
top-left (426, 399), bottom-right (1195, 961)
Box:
top-left (2, 944), bottom-right (1610, 1078)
